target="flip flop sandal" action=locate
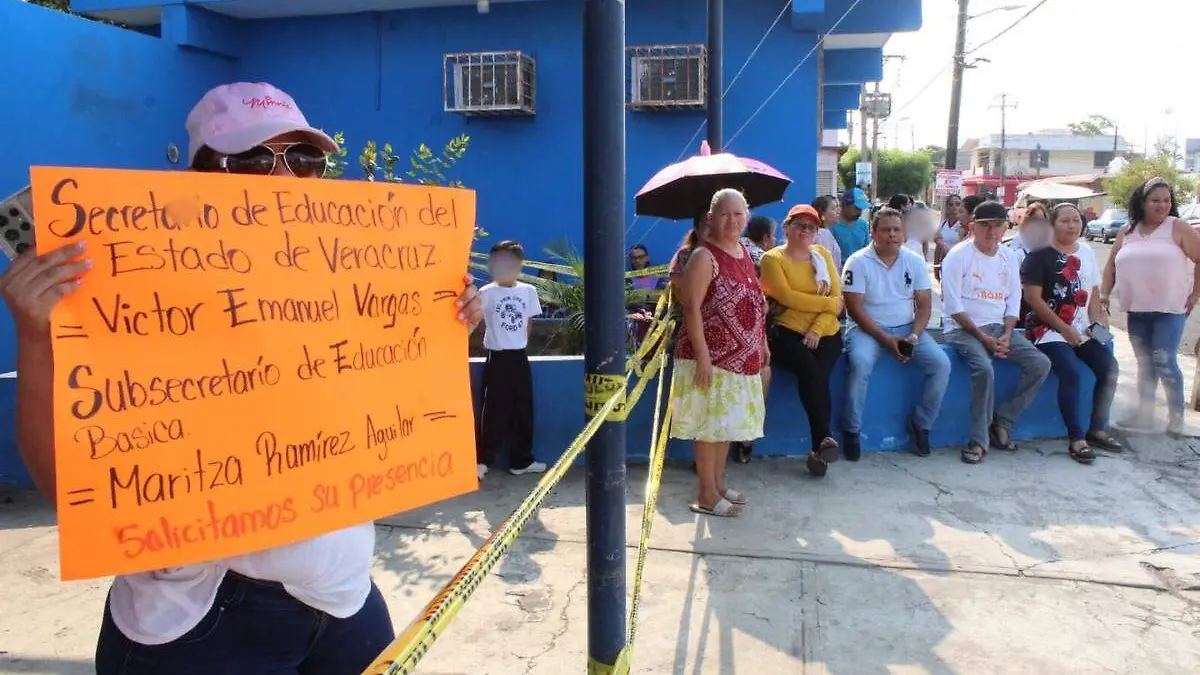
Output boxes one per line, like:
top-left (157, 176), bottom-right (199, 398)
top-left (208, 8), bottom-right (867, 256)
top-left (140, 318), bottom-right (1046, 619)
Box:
top-left (818, 437), bottom-right (840, 463)
top-left (1086, 430), bottom-right (1124, 452)
top-left (690, 497), bottom-right (741, 518)
top-left (722, 489), bottom-right (748, 505)
top-left (988, 426), bottom-right (1018, 452)
top-left (1069, 443), bottom-right (1096, 465)
top-left (806, 451), bottom-right (828, 477)
top-left (961, 443), bottom-right (986, 465)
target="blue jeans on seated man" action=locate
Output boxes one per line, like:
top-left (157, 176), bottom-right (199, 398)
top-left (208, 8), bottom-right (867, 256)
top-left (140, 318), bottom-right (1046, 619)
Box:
top-left (1036, 339), bottom-right (1118, 442)
top-left (95, 572), bottom-right (394, 675)
top-left (844, 324), bottom-right (952, 434)
top-left (944, 324), bottom-right (1052, 449)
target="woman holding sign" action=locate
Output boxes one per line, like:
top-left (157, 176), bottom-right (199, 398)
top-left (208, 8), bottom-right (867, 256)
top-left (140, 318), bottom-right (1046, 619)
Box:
top-left (0, 82), bottom-right (484, 675)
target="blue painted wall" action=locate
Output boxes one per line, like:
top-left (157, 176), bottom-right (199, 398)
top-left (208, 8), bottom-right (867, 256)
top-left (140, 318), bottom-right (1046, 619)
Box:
top-left (471, 344), bottom-right (1098, 470)
top-left (226, 0), bottom-right (821, 264)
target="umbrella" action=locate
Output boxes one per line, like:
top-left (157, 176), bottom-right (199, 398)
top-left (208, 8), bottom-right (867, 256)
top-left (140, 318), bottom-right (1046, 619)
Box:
top-left (634, 141), bottom-right (792, 219)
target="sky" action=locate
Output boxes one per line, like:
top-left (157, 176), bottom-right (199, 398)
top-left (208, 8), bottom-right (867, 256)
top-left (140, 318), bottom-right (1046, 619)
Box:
top-left (874, 0), bottom-right (1200, 154)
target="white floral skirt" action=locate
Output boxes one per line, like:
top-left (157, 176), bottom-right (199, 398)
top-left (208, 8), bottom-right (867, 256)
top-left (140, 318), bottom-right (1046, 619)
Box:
top-left (669, 359), bottom-right (765, 443)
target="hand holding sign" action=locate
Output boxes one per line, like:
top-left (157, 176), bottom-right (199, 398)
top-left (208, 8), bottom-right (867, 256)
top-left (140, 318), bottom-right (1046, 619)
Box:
top-left (31, 167), bottom-right (478, 580)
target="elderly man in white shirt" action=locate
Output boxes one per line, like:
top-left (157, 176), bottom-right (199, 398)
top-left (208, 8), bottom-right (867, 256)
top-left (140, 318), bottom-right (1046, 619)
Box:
top-left (941, 201), bottom-right (1051, 465)
top-left (843, 208), bottom-right (951, 459)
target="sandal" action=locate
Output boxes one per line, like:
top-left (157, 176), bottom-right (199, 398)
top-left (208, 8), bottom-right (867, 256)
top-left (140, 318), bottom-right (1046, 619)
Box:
top-left (731, 442), bottom-right (753, 464)
top-left (722, 489), bottom-right (748, 506)
top-left (1086, 430), bottom-right (1124, 452)
top-left (988, 425), bottom-right (1018, 452)
top-left (1069, 441), bottom-right (1096, 465)
top-left (805, 451), bottom-right (829, 477)
top-left (818, 437), bottom-right (840, 463)
top-left (690, 497), bottom-right (742, 518)
top-left (961, 443), bottom-right (986, 465)
top-left (1168, 415), bottom-right (1185, 440)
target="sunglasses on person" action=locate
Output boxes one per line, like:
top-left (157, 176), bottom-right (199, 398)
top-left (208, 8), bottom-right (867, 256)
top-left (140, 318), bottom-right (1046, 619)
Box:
top-left (787, 218), bottom-right (819, 232)
top-left (209, 141), bottom-right (329, 178)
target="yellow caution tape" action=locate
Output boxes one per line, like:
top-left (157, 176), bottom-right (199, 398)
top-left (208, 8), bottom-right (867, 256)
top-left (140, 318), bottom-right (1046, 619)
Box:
top-left (363, 333), bottom-right (672, 675)
top-left (585, 373), bottom-right (628, 421)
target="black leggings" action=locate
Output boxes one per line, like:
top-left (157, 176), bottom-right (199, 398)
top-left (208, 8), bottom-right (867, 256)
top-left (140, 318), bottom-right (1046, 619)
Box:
top-left (770, 326), bottom-right (844, 451)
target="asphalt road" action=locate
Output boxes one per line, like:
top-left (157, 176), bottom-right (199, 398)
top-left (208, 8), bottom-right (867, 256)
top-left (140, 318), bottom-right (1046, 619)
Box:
top-left (1087, 239), bottom-right (1200, 356)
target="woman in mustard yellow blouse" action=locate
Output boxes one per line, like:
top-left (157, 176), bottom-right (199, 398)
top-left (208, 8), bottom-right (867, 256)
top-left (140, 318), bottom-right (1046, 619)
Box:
top-left (760, 204), bottom-right (844, 477)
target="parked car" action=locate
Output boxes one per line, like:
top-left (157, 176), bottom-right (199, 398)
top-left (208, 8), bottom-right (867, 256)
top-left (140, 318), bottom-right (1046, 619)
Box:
top-left (1083, 208), bottom-right (1129, 243)
top-left (1177, 202), bottom-right (1200, 230)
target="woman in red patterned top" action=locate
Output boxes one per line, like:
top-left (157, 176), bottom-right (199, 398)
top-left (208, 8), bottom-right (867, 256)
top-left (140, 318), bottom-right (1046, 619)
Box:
top-left (671, 189), bottom-right (769, 517)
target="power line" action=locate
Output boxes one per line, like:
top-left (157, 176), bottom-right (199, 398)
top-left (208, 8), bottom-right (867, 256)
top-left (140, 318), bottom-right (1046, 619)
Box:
top-left (965, 0), bottom-right (1051, 55)
top-left (635, 0), bottom-right (865, 245)
top-left (891, 58), bottom-right (954, 118)
top-left (725, 0), bottom-right (865, 148)
top-left (626, 0), bottom-right (793, 236)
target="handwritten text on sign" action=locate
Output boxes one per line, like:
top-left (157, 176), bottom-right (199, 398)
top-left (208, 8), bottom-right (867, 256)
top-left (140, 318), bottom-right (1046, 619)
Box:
top-left (31, 167), bottom-right (478, 580)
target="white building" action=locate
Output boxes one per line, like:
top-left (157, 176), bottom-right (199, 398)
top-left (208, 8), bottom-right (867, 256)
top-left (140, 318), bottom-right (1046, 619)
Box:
top-left (957, 129), bottom-right (1130, 204)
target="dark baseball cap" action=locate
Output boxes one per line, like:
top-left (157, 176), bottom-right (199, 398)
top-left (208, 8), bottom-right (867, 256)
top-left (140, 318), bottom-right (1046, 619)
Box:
top-left (973, 200), bottom-right (1008, 222)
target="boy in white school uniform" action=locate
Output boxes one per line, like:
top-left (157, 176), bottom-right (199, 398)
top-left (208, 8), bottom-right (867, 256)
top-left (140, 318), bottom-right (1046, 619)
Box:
top-left (476, 240), bottom-right (547, 479)
top-left (940, 201), bottom-right (1051, 465)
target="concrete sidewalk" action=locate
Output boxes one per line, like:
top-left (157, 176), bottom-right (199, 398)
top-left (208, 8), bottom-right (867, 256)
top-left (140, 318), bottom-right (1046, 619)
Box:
top-left (1, 328), bottom-right (1199, 674)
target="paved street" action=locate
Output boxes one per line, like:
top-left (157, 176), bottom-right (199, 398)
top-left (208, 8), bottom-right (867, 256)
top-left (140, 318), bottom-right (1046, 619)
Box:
top-left (2, 325), bottom-right (1199, 674)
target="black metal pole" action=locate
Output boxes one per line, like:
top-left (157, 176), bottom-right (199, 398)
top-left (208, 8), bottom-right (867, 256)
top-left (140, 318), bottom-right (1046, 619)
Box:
top-left (707, 0), bottom-right (724, 150)
top-left (582, 0), bottom-right (627, 672)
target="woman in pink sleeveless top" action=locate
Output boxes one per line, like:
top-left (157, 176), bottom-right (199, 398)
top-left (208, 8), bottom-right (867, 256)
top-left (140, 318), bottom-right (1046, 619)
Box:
top-left (1100, 177), bottom-right (1200, 436)
top-left (672, 189), bottom-right (769, 518)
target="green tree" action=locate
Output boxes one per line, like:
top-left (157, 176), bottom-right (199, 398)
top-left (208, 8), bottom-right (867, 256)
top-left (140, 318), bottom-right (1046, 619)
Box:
top-left (1068, 114), bottom-right (1115, 136)
top-left (26, 0), bottom-right (71, 11)
top-left (919, 145), bottom-right (947, 169)
top-left (1102, 153), bottom-right (1196, 208)
top-left (838, 148), bottom-right (934, 199)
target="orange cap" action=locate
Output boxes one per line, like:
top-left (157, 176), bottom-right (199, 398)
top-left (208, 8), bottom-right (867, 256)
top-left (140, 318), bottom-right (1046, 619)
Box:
top-left (785, 204), bottom-right (821, 226)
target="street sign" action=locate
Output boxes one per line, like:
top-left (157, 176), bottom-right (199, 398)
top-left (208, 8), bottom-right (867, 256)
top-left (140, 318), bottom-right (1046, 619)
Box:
top-left (855, 162), bottom-right (872, 187)
top-left (861, 92), bottom-right (893, 120)
top-left (934, 169), bottom-right (963, 196)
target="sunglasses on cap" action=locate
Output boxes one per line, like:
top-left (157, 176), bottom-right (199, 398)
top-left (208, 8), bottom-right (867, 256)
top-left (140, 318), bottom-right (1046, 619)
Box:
top-left (209, 141), bottom-right (329, 178)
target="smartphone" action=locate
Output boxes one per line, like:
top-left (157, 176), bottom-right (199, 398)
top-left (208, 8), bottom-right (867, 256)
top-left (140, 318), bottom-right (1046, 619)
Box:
top-left (1089, 322), bottom-right (1114, 345)
top-left (0, 185), bottom-right (34, 260)
top-left (898, 339), bottom-right (915, 357)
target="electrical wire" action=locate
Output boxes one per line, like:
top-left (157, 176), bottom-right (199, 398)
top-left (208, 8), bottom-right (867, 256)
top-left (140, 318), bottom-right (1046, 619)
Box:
top-left (965, 0), bottom-right (1051, 55)
top-left (890, 58), bottom-right (954, 118)
top-left (724, 0), bottom-right (864, 148)
top-left (626, 0), bottom-right (793, 236)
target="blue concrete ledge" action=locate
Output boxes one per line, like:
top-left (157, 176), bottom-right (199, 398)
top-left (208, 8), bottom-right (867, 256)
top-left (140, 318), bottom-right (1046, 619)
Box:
top-left (0, 343), bottom-right (1101, 486)
top-left (469, 342), bottom-right (1102, 467)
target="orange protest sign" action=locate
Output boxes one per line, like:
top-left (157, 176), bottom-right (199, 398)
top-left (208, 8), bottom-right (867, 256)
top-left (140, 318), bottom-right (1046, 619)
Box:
top-left (30, 167), bottom-right (479, 581)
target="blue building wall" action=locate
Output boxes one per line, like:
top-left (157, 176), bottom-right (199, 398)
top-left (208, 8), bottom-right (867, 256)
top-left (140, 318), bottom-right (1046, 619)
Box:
top-left (225, 0), bottom-right (821, 262)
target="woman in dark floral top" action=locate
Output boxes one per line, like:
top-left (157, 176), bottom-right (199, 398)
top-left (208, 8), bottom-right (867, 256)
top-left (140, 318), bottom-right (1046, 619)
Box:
top-left (1020, 203), bottom-right (1123, 464)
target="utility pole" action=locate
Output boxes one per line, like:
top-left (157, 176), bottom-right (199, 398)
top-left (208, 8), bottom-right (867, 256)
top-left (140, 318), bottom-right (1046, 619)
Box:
top-left (582, 0), bottom-right (627, 672)
top-left (870, 81), bottom-right (880, 202)
top-left (990, 93), bottom-right (1017, 205)
top-left (706, 0), bottom-right (723, 150)
top-left (944, 0), bottom-right (969, 171)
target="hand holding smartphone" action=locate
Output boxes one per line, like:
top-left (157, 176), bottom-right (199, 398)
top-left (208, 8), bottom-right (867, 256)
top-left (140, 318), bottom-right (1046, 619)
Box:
top-left (1088, 322), bottom-right (1114, 345)
top-left (898, 339), bottom-right (915, 357)
top-left (0, 186), bottom-right (35, 260)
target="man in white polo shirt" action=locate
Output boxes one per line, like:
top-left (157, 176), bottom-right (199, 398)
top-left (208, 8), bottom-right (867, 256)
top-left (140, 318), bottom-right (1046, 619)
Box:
top-left (843, 207), bottom-right (951, 459)
top-left (941, 200), bottom-right (1051, 465)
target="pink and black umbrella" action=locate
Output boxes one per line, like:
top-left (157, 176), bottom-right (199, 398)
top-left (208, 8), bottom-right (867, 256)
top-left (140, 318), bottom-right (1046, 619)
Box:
top-left (634, 141), bottom-right (792, 219)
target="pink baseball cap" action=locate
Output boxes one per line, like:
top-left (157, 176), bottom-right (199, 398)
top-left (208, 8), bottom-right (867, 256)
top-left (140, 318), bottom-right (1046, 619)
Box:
top-left (185, 82), bottom-right (339, 166)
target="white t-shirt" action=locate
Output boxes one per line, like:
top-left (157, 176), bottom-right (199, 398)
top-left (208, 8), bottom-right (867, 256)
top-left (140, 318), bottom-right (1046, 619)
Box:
top-left (940, 241), bottom-right (1021, 332)
top-left (110, 524), bottom-right (376, 645)
top-left (481, 282), bottom-right (542, 351)
top-left (903, 239), bottom-right (925, 257)
top-left (843, 245), bottom-right (932, 329)
top-left (939, 221), bottom-right (961, 248)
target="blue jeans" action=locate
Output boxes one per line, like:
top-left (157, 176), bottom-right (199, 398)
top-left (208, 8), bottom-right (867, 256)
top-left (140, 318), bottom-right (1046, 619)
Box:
top-left (944, 325), bottom-right (1052, 449)
top-left (95, 573), bottom-right (394, 675)
top-left (844, 324), bottom-right (951, 433)
top-left (1037, 340), bottom-right (1119, 441)
top-left (1126, 311), bottom-right (1187, 416)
